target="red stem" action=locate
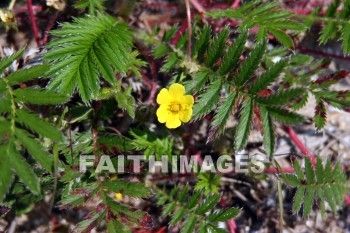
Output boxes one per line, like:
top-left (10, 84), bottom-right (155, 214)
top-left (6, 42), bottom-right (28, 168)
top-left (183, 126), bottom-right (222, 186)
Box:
top-left (42, 12), bottom-right (58, 46)
top-left (27, 0), bottom-right (41, 47)
top-left (283, 125), bottom-right (316, 166)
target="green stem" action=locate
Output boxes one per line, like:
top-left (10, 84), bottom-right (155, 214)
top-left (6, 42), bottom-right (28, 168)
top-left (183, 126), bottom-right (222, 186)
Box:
top-left (295, 14), bottom-right (350, 25)
top-left (277, 179), bottom-right (283, 233)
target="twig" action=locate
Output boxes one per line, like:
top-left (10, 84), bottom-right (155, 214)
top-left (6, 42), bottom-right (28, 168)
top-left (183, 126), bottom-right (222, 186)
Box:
top-left (42, 12), bottom-right (59, 46)
top-left (189, 0), bottom-right (205, 13)
top-left (27, 0), bottom-right (41, 47)
top-left (297, 46), bottom-right (350, 61)
top-left (282, 125), bottom-right (316, 166)
top-left (231, 0), bottom-right (240, 9)
top-left (185, 0), bottom-right (192, 61)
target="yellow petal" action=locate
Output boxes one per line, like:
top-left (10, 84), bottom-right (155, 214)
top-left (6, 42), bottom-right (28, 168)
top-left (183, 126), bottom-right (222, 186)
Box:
top-left (165, 113), bottom-right (181, 129)
top-left (169, 83), bottom-right (185, 99)
top-left (180, 95), bottom-right (194, 106)
top-left (115, 193), bottom-right (123, 200)
top-left (156, 105), bottom-right (169, 123)
top-left (157, 88), bottom-right (173, 105)
top-left (180, 108), bottom-right (192, 123)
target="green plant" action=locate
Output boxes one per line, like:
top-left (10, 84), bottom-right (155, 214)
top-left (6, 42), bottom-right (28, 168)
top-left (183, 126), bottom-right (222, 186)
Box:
top-left (282, 158), bottom-right (347, 217)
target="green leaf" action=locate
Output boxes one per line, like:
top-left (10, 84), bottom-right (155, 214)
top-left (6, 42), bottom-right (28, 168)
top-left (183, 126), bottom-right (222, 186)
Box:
top-left (193, 25), bottom-right (211, 59)
top-left (206, 208), bottom-right (240, 222)
top-left (234, 40), bottom-right (266, 87)
top-left (305, 158), bottom-right (315, 184)
top-left (14, 128), bottom-right (53, 172)
top-left (206, 27), bottom-right (229, 67)
top-left (324, 184), bottom-right (337, 212)
top-left (267, 28), bottom-right (294, 48)
top-left (0, 48), bottom-right (25, 73)
top-left (185, 192), bottom-right (201, 209)
top-left (315, 157), bottom-right (324, 184)
top-left (181, 215), bottom-right (197, 233)
top-left (14, 89), bottom-right (69, 105)
top-left (8, 144), bottom-right (41, 195)
top-left (16, 109), bottom-right (62, 142)
top-left (235, 97), bottom-right (253, 150)
top-left (211, 91), bottom-right (237, 137)
top-left (107, 220), bottom-right (130, 233)
top-left (184, 71), bottom-right (210, 93)
top-left (342, 24), bottom-right (350, 54)
top-left (45, 14), bottom-right (133, 102)
top-left (267, 107), bottom-right (305, 124)
top-left (256, 88), bottom-right (305, 106)
top-left (293, 160), bottom-right (304, 180)
top-left (193, 80), bottom-right (222, 120)
top-left (219, 30), bottom-right (248, 75)
top-left (260, 106), bottom-right (275, 157)
top-left (163, 202), bottom-right (176, 216)
top-left (170, 207), bottom-right (185, 226)
top-left (282, 174), bottom-right (300, 186)
top-left (0, 146), bottom-right (13, 201)
top-left (292, 186), bottom-right (305, 213)
top-left (115, 87), bottom-right (135, 119)
top-left (314, 99), bottom-right (327, 130)
top-left (6, 64), bottom-right (51, 85)
top-left (249, 59), bottom-right (288, 93)
top-left (195, 194), bottom-right (221, 215)
top-left (303, 188), bottom-right (314, 217)
top-left (102, 179), bottom-right (151, 198)
top-left (266, 20), bottom-right (307, 31)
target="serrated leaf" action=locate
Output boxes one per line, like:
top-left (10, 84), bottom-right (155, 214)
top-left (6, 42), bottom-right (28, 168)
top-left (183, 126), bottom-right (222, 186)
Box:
top-left (0, 146), bottom-right (13, 201)
top-left (260, 106), bottom-right (275, 157)
top-left (268, 28), bottom-right (294, 48)
top-left (8, 144), bottom-right (41, 195)
top-left (303, 188), bottom-right (314, 217)
top-left (184, 71), bottom-right (210, 93)
top-left (316, 157), bottom-right (324, 184)
top-left (211, 91), bottom-right (237, 137)
top-left (205, 27), bottom-right (229, 67)
top-left (257, 88), bottom-right (305, 105)
top-left (314, 99), bottom-right (327, 130)
top-left (193, 25), bottom-right (211, 59)
top-left (235, 97), bottom-right (253, 150)
top-left (16, 109), bottom-right (62, 142)
top-left (193, 80), bottom-right (222, 120)
top-left (181, 215), bottom-right (197, 233)
top-left (185, 192), bottom-right (201, 209)
top-left (163, 202), bottom-right (176, 216)
top-left (115, 87), bottom-right (135, 119)
top-left (292, 186), bottom-right (305, 213)
top-left (14, 89), bottom-right (69, 105)
top-left (282, 174), bottom-right (300, 186)
top-left (195, 194), bottom-right (221, 215)
top-left (305, 158), bottom-right (315, 184)
top-left (102, 180), bottom-right (151, 198)
top-left (249, 59), bottom-right (288, 93)
top-left (234, 41), bottom-right (266, 87)
top-left (219, 30), bottom-right (248, 75)
top-left (267, 107), bottom-right (305, 124)
top-left (324, 184), bottom-right (337, 212)
top-left (14, 128), bottom-right (53, 172)
top-left (0, 48), bottom-right (25, 74)
top-left (6, 64), bottom-right (51, 85)
top-left (170, 207), bottom-right (185, 226)
top-left (206, 208), bottom-right (240, 222)
top-left (293, 159), bottom-right (304, 180)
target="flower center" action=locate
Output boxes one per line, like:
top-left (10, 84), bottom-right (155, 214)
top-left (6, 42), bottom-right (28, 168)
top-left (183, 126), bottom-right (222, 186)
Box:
top-left (169, 103), bottom-right (182, 113)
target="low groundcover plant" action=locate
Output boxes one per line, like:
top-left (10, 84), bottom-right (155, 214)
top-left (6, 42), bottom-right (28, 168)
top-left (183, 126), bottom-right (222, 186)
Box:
top-left (0, 0), bottom-right (350, 232)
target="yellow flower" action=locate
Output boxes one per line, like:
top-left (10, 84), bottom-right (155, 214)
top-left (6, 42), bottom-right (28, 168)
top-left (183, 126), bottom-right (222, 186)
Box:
top-left (156, 83), bottom-right (194, 129)
top-left (115, 193), bottom-right (123, 200)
